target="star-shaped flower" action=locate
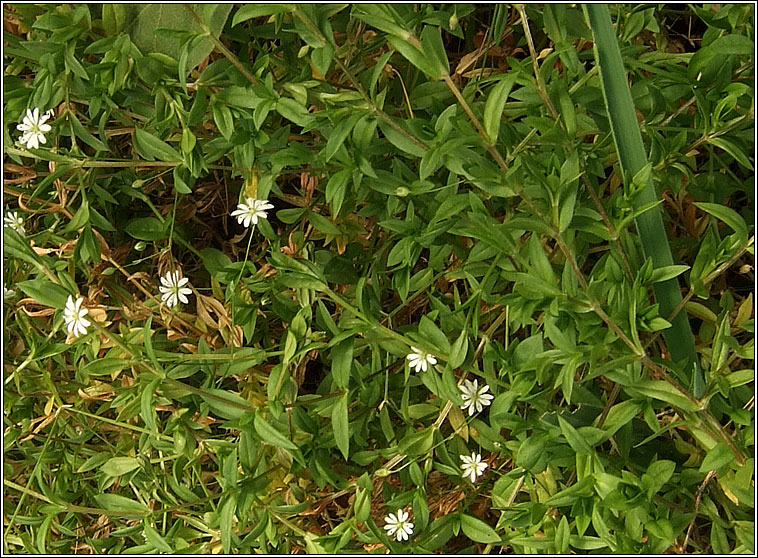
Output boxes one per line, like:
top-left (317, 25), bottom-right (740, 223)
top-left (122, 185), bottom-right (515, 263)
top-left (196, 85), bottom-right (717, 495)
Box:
top-left (406, 346), bottom-right (437, 373)
top-left (159, 270), bottom-right (192, 308)
top-left (4, 211), bottom-right (25, 235)
top-left (230, 197), bottom-right (274, 228)
top-left (17, 108), bottom-right (52, 150)
top-left (459, 378), bottom-right (494, 416)
top-left (383, 509), bottom-right (414, 542)
top-left (63, 295), bottom-right (91, 338)
top-left (460, 452), bottom-right (488, 483)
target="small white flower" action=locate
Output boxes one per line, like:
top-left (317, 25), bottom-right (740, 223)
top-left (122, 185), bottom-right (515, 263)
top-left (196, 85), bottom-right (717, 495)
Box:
top-left (383, 509), bottom-right (414, 542)
top-left (230, 197), bottom-right (274, 228)
top-left (406, 346), bottom-right (437, 373)
top-left (460, 452), bottom-right (488, 483)
top-left (4, 287), bottom-right (16, 301)
top-left (63, 295), bottom-right (91, 338)
top-left (4, 211), bottom-right (25, 235)
top-left (17, 108), bottom-right (52, 150)
top-left (158, 270), bottom-right (192, 308)
top-left (459, 379), bottom-right (494, 416)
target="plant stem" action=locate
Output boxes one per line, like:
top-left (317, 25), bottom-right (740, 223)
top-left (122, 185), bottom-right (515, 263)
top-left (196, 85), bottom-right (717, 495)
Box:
top-left (184, 5), bottom-right (260, 85)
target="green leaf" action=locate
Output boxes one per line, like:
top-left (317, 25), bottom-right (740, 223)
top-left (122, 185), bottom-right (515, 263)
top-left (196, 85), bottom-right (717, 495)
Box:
top-left (556, 515), bottom-right (570, 553)
top-left (545, 476), bottom-right (595, 507)
top-left (483, 75), bottom-right (517, 144)
top-left (642, 459), bottom-right (675, 498)
top-left (387, 35), bottom-right (440, 79)
top-left (699, 442), bottom-right (735, 472)
top-left (211, 101), bottom-right (234, 140)
top-left (325, 114), bottom-right (362, 162)
top-left (420, 25), bottom-right (450, 77)
top-left (449, 329), bottom-right (468, 369)
top-left (81, 358), bottom-right (131, 377)
top-left (254, 413), bottom-right (298, 450)
top-left (649, 265), bottom-right (690, 283)
top-left (707, 33), bottom-right (754, 55)
top-left (627, 380), bottom-right (699, 412)
top-left (101, 457), bottom-right (141, 477)
top-left (460, 514), bottom-right (501, 544)
top-left (278, 272), bottom-right (327, 291)
top-left (325, 169), bottom-right (350, 216)
top-left (124, 217), bottom-right (166, 241)
top-left (694, 201), bottom-right (749, 243)
top-left (93, 494), bottom-right (149, 515)
top-left (3, 228), bottom-right (44, 268)
top-left (201, 388), bottom-right (254, 420)
top-left (378, 118), bottom-right (427, 157)
top-left (419, 315), bottom-right (451, 353)
top-left (142, 520), bottom-right (173, 553)
top-left (331, 336), bottom-right (353, 389)
top-left (17, 279), bottom-right (70, 309)
top-left (332, 393), bottom-right (350, 460)
top-left (397, 427), bottom-right (435, 457)
top-left (102, 5), bottom-right (127, 35)
top-left (140, 377), bottom-right (160, 432)
top-left (307, 210), bottom-right (341, 235)
top-left (601, 400), bottom-right (643, 436)
top-left (232, 4), bottom-right (292, 26)
top-left (276, 97), bottom-right (314, 127)
top-left (440, 364), bottom-right (464, 406)
top-left (76, 453), bottom-right (110, 473)
top-left (311, 44), bottom-right (334, 77)
top-left (708, 137), bottom-right (754, 171)
top-left (558, 415), bottom-right (593, 455)
top-left (122, 4), bottom-right (232, 72)
top-left (133, 128), bottom-right (182, 162)
top-left (68, 113), bottom-right (107, 151)
top-left (219, 496), bottom-right (235, 554)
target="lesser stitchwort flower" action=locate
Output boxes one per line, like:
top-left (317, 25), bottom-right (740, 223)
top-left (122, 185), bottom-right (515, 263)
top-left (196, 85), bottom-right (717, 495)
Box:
top-left (159, 270), bottom-right (192, 308)
top-left (231, 197), bottom-right (274, 228)
top-left (4, 211), bottom-right (25, 234)
top-left (17, 108), bottom-right (52, 150)
top-left (459, 378), bottom-right (494, 416)
top-left (460, 452), bottom-right (488, 483)
top-left (383, 509), bottom-right (414, 542)
top-left (406, 346), bottom-right (437, 373)
top-left (63, 295), bottom-right (91, 338)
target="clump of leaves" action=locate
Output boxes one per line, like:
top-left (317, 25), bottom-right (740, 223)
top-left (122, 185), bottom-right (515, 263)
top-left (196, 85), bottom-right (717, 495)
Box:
top-left (3, 4), bottom-right (753, 555)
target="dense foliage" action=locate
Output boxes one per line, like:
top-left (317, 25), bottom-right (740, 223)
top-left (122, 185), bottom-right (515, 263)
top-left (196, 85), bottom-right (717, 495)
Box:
top-left (3, 4), bottom-right (754, 554)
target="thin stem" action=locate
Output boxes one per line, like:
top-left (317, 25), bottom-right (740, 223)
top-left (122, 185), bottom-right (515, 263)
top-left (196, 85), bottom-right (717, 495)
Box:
top-left (515, 4), bottom-right (558, 119)
top-left (230, 227), bottom-right (257, 355)
top-left (184, 5), bottom-right (260, 85)
top-left (441, 74), bottom-right (509, 171)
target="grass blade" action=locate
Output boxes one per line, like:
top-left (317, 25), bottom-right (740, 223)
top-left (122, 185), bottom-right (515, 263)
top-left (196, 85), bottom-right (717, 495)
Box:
top-left (585, 4), bottom-right (703, 396)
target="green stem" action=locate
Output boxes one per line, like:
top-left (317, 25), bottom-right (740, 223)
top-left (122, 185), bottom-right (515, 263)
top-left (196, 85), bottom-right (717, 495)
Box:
top-left (183, 5), bottom-right (260, 85)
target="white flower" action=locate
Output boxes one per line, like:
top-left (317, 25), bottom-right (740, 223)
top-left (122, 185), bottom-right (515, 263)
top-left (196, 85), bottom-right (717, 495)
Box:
top-left (383, 509), bottom-right (414, 542)
top-left (460, 452), bottom-right (488, 483)
top-left (63, 295), bottom-right (91, 338)
top-left (158, 270), bottom-right (192, 308)
top-left (17, 108), bottom-right (52, 150)
top-left (230, 197), bottom-right (274, 228)
top-left (4, 287), bottom-right (16, 301)
top-left (406, 346), bottom-right (437, 373)
top-left (4, 211), bottom-right (25, 234)
top-left (459, 379), bottom-right (494, 416)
